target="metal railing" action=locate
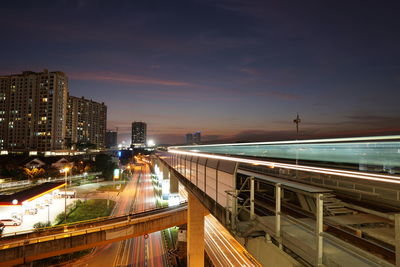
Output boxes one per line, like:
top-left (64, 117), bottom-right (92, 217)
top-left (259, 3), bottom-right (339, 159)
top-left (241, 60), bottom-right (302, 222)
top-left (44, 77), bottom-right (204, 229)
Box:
top-left (0, 201), bottom-right (187, 240)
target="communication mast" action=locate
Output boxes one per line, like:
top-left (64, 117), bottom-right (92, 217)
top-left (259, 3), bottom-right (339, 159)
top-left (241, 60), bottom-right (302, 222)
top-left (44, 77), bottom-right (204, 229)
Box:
top-left (293, 113), bottom-right (301, 139)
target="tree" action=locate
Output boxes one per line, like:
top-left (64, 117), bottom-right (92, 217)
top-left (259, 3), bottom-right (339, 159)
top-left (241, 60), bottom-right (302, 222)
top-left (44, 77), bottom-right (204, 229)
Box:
top-left (23, 168), bottom-right (45, 180)
top-left (94, 154), bottom-right (117, 180)
top-left (76, 142), bottom-right (97, 151)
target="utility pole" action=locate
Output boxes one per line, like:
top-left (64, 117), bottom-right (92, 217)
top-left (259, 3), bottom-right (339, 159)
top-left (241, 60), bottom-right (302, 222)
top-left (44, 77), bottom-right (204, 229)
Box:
top-left (293, 113), bottom-right (301, 140)
top-left (293, 113), bottom-right (301, 179)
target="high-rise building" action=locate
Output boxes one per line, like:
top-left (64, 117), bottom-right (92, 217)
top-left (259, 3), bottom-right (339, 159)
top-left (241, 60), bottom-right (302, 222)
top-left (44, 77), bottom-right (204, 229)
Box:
top-left (106, 130), bottom-right (118, 149)
top-left (0, 70), bottom-right (68, 151)
top-left (185, 133), bottom-right (193, 145)
top-left (184, 131), bottom-right (201, 145)
top-left (131, 121), bottom-right (146, 147)
top-left (66, 96), bottom-right (107, 149)
top-left (193, 131), bottom-right (201, 144)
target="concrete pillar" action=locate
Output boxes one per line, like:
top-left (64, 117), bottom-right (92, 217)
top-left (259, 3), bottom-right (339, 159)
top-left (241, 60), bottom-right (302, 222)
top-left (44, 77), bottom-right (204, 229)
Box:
top-left (315, 193), bottom-right (323, 266)
top-left (250, 177), bottom-right (255, 220)
top-left (275, 184), bottom-right (281, 243)
top-left (395, 214), bottom-right (400, 267)
top-left (188, 192), bottom-right (205, 267)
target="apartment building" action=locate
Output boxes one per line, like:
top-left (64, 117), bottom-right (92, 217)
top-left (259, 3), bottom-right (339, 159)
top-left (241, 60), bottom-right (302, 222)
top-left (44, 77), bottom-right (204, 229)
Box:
top-left (66, 96), bottom-right (107, 149)
top-left (0, 70), bottom-right (68, 151)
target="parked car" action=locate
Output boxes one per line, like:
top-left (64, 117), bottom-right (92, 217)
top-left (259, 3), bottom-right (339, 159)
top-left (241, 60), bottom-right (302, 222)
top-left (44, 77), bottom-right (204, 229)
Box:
top-left (0, 218), bottom-right (22, 226)
top-left (0, 223), bottom-right (5, 234)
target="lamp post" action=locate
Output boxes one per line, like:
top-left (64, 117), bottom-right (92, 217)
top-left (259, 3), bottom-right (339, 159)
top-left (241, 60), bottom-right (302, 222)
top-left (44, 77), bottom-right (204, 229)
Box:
top-left (293, 113), bottom-right (301, 140)
top-left (61, 167), bottom-right (70, 223)
top-left (293, 113), bottom-right (301, 178)
top-left (46, 204), bottom-right (50, 225)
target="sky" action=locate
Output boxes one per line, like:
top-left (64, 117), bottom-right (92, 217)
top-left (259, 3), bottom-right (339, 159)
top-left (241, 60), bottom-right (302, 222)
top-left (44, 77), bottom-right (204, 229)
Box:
top-left (1, 0), bottom-right (399, 144)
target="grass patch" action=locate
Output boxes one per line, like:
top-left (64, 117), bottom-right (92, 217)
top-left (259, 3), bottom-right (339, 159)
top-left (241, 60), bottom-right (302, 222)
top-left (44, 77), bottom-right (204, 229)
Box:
top-left (96, 183), bottom-right (126, 192)
top-left (33, 199), bottom-right (115, 266)
top-left (156, 198), bottom-right (168, 208)
top-left (57, 199), bottom-right (115, 224)
top-left (66, 199), bottom-right (115, 223)
top-left (163, 227), bottom-right (179, 249)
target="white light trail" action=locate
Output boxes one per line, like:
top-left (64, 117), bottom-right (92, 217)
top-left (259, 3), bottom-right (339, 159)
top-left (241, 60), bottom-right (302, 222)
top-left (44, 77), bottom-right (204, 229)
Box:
top-left (171, 134), bottom-right (400, 149)
top-left (168, 149), bottom-right (400, 184)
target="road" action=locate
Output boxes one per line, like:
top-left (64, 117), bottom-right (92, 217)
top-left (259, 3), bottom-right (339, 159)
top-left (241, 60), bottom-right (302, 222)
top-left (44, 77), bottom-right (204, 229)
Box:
top-left (72, 164), bottom-right (168, 267)
top-left (113, 164), bottom-right (167, 267)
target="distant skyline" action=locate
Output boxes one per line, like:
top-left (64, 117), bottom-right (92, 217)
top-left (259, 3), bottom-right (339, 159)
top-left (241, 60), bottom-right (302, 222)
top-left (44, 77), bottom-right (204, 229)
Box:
top-left (1, 1), bottom-right (400, 144)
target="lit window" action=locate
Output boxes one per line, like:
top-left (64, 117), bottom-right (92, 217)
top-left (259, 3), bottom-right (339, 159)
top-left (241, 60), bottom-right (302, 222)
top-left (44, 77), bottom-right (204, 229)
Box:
top-left (42, 98), bottom-right (48, 102)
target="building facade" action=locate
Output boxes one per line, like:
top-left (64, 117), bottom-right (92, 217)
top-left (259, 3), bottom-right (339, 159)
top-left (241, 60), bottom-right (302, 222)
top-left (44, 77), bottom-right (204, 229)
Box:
top-left (131, 121), bottom-right (146, 147)
top-left (185, 133), bottom-right (193, 145)
top-left (106, 130), bottom-right (118, 148)
top-left (185, 131), bottom-right (201, 145)
top-left (0, 70), bottom-right (68, 151)
top-left (66, 96), bottom-right (107, 149)
top-left (193, 131), bottom-right (201, 144)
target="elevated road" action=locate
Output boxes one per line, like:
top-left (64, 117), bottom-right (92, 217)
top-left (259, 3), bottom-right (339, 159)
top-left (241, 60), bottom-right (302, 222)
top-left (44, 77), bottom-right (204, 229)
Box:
top-left (0, 204), bottom-right (187, 266)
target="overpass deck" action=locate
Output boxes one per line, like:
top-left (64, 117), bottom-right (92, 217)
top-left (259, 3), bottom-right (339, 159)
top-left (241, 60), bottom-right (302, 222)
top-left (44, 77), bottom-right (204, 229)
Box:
top-left (0, 204), bottom-right (187, 266)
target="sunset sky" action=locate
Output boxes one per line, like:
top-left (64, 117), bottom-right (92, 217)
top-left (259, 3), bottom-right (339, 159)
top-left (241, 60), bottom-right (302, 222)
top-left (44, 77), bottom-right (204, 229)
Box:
top-left (1, 1), bottom-right (399, 144)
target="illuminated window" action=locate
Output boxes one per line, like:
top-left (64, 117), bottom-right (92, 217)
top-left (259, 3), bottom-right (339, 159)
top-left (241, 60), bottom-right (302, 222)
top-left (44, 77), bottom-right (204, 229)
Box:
top-left (42, 98), bottom-right (48, 102)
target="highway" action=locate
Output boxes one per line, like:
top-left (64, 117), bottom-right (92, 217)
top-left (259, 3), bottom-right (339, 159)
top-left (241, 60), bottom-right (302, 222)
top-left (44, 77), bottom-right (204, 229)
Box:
top-left (113, 163), bottom-right (167, 267)
top-left (72, 164), bottom-right (168, 267)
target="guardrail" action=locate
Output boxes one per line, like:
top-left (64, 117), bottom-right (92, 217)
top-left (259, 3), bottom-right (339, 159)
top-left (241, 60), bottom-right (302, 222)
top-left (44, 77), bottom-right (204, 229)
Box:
top-left (0, 203), bottom-right (188, 265)
top-left (0, 180), bottom-right (30, 190)
top-left (0, 172), bottom-right (103, 190)
top-left (0, 201), bottom-right (188, 239)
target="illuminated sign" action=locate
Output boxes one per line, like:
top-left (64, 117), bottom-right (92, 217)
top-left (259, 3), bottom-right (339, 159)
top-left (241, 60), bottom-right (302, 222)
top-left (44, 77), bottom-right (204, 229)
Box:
top-left (113, 169), bottom-right (120, 179)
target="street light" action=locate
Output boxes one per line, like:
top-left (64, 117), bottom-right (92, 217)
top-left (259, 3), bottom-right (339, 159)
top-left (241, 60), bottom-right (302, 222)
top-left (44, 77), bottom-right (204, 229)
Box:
top-left (293, 113), bottom-right (301, 178)
top-left (46, 204), bottom-right (50, 225)
top-left (60, 167), bottom-right (70, 223)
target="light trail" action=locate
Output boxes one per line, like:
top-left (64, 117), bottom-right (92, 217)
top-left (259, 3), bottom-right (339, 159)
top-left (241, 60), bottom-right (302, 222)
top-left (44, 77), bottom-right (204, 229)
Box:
top-left (172, 134), bottom-right (400, 148)
top-left (178, 176), bottom-right (261, 266)
top-left (169, 149), bottom-right (400, 184)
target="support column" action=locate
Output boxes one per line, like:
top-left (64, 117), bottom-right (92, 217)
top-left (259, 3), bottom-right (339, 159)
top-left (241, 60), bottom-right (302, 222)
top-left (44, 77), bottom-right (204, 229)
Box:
top-left (315, 193), bottom-right (323, 266)
top-left (250, 177), bottom-right (255, 220)
top-left (231, 189), bottom-right (238, 230)
top-left (275, 183), bottom-right (281, 245)
top-left (395, 214), bottom-right (400, 267)
top-left (188, 192), bottom-right (205, 267)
